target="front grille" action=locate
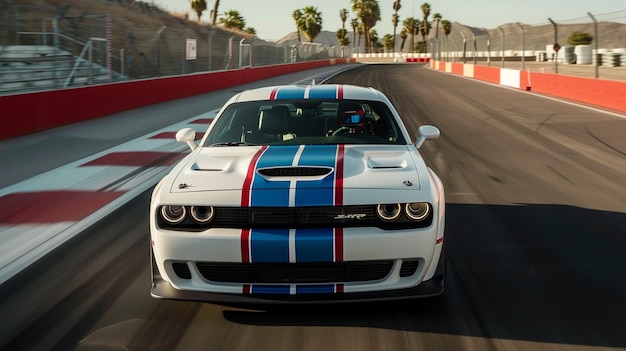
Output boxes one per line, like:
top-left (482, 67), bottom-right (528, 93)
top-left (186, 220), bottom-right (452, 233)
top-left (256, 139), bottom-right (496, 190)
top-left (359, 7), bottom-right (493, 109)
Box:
top-left (196, 261), bottom-right (393, 283)
top-left (215, 206), bottom-right (377, 226)
top-left (158, 205), bottom-right (433, 231)
top-left (258, 167), bottom-right (332, 177)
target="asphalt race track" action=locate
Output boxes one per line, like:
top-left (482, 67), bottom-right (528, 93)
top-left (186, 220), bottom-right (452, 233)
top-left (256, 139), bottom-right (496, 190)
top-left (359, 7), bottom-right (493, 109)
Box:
top-left (1, 64), bottom-right (625, 351)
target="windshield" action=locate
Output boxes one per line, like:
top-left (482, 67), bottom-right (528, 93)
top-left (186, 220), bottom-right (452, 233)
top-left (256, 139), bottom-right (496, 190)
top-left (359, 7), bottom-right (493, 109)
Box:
top-left (203, 99), bottom-right (406, 146)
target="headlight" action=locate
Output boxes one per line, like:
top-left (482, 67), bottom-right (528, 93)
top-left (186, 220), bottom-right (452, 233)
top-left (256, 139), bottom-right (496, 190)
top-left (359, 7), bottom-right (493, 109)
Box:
top-left (161, 205), bottom-right (186, 224)
top-left (190, 206), bottom-right (215, 224)
top-left (376, 203), bottom-right (402, 221)
top-left (405, 202), bottom-right (430, 221)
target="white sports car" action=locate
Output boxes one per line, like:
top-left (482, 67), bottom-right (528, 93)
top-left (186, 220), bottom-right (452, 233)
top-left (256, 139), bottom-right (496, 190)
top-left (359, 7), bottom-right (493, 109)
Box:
top-left (150, 83), bottom-right (445, 303)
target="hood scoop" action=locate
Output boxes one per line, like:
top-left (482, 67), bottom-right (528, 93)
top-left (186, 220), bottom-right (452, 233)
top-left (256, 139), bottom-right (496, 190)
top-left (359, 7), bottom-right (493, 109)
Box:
top-left (257, 166), bottom-right (333, 180)
top-left (367, 155), bottom-right (408, 169)
top-left (190, 158), bottom-right (232, 172)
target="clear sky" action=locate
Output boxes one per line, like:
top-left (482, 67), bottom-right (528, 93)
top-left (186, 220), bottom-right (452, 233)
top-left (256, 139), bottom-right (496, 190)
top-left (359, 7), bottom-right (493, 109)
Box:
top-left (151, 0), bottom-right (626, 41)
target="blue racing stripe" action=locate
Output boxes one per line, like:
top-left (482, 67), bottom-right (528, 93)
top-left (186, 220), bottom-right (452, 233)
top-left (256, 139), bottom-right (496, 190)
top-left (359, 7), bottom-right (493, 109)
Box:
top-left (250, 228), bottom-right (290, 263)
top-left (295, 145), bottom-right (337, 207)
top-left (251, 145), bottom-right (299, 207)
top-left (308, 85), bottom-right (338, 99)
top-left (295, 228), bottom-right (334, 262)
top-left (251, 285), bottom-right (290, 294)
top-left (296, 285), bottom-right (335, 294)
top-left (275, 86), bottom-right (305, 100)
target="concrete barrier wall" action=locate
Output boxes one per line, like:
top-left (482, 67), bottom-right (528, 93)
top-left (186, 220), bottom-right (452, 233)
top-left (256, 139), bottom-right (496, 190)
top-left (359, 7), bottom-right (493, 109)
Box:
top-left (430, 60), bottom-right (626, 114)
top-left (500, 68), bottom-right (521, 88)
top-left (0, 59), bottom-right (354, 140)
top-left (474, 65), bottom-right (500, 84)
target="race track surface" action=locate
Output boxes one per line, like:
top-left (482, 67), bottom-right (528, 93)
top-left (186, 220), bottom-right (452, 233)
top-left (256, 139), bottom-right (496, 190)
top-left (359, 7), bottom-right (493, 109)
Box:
top-left (1, 64), bottom-right (625, 351)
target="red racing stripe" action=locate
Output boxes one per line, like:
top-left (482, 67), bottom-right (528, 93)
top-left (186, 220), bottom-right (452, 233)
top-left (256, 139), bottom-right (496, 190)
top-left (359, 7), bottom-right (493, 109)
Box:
top-left (337, 85), bottom-right (344, 99)
top-left (241, 146), bottom-right (267, 263)
top-left (334, 228), bottom-right (344, 262)
top-left (241, 228), bottom-right (251, 263)
top-left (241, 146), bottom-right (267, 207)
top-left (334, 144), bottom-right (345, 262)
top-left (334, 144), bottom-right (345, 206)
top-left (269, 87), bottom-right (279, 100)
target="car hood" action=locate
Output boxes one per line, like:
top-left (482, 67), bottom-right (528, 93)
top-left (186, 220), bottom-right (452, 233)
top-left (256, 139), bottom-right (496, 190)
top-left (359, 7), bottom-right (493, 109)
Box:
top-left (168, 145), bottom-right (423, 194)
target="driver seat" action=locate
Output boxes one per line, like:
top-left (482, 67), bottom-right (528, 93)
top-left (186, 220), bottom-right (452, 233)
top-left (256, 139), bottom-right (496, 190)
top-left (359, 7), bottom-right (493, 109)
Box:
top-left (258, 108), bottom-right (295, 141)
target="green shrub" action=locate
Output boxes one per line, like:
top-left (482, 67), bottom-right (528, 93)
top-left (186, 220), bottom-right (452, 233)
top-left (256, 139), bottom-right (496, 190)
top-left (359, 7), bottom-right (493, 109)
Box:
top-left (567, 32), bottom-right (593, 46)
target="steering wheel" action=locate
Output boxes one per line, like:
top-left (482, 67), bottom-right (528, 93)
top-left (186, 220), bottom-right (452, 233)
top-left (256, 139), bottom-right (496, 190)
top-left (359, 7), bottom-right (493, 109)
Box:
top-left (332, 125), bottom-right (367, 136)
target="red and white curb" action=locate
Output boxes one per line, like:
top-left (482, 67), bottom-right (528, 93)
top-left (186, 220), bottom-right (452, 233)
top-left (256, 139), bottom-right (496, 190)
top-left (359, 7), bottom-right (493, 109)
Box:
top-left (0, 111), bottom-right (216, 284)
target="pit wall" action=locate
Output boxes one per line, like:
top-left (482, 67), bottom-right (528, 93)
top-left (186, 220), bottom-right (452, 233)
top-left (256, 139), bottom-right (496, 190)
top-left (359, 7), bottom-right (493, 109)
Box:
top-left (0, 58), bottom-right (355, 140)
top-left (430, 60), bottom-right (626, 114)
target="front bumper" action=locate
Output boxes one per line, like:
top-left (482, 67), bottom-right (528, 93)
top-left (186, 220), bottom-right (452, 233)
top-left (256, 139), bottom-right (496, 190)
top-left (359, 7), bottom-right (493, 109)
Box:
top-left (151, 253), bottom-right (445, 304)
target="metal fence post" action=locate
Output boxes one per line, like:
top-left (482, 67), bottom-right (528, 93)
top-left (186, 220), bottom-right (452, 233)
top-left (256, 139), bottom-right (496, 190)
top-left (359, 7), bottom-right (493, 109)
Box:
top-left (517, 22), bottom-right (525, 71)
top-left (548, 18), bottom-right (558, 73)
top-left (486, 32), bottom-right (491, 66)
top-left (498, 26), bottom-right (504, 68)
top-left (460, 32), bottom-right (466, 63)
top-left (588, 12), bottom-right (599, 78)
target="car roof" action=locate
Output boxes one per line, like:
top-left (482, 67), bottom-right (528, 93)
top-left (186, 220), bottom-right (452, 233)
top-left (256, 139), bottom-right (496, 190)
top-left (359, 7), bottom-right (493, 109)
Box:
top-left (231, 84), bottom-right (386, 104)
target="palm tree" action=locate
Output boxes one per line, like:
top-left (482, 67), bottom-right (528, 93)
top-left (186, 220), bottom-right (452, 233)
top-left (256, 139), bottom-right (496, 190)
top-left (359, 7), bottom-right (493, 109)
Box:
top-left (403, 17), bottom-right (419, 54)
top-left (190, 0), bottom-right (207, 22)
top-left (399, 30), bottom-right (408, 52)
top-left (441, 19), bottom-right (452, 61)
top-left (292, 9), bottom-right (303, 42)
top-left (336, 29), bottom-right (350, 56)
top-left (338, 9), bottom-right (349, 56)
top-left (391, 13), bottom-right (400, 51)
top-left (299, 6), bottom-right (322, 43)
top-left (369, 29), bottom-right (379, 52)
top-left (420, 2), bottom-right (431, 49)
top-left (419, 21), bottom-right (431, 51)
top-left (433, 13), bottom-right (442, 38)
top-left (219, 10), bottom-right (246, 31)
top-left (382, 33), bottom-right (393, 53)
top-left (350, 18), bottom-right (359, 49)
top-left (339, 8), bottom-right (349, 31)
top-left (357, 22), bottom-right (364, 51)
top-left (432, 13), bottom-right (442, 59)
top-left (210, 0), bottom-right (220, 25)
top-left (392, 0), bottom-right (401, 49)
top-left (351, 0), bottom-right (381, 53)
top-left (246, 27), bottom-right (256, 36)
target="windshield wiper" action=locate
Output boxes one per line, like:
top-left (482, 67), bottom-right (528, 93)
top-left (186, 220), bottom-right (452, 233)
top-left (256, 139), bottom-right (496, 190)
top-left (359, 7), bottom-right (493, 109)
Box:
top-left (210, 141), bottom-right (256, 147)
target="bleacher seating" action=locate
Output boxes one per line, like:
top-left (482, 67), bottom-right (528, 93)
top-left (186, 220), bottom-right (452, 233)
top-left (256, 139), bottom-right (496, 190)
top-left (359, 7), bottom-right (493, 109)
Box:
top-left (0, 45), bottom-right (125, 95)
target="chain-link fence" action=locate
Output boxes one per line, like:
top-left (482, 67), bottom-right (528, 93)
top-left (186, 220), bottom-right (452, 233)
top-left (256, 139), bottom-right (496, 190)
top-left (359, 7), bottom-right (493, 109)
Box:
top-left (120, 26), bottom-right (341, 79)
top-left (0, 1), bottom-right (342, 95)
top-left (426, 10), bottom-right (626, 67)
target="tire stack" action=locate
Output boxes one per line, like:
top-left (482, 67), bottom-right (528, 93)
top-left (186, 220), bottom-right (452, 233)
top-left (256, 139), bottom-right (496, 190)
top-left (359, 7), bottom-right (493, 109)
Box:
top-left (574, 45), bottom-right (592, 65)
top-left (616, 49), bottom-right (626, 67)
top-left (601, 51), bottom-right (621, 67)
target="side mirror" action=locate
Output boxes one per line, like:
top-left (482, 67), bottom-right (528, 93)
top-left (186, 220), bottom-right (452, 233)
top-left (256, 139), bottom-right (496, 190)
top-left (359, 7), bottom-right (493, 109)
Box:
top-left (415, 125), bottom-right (440, 149)
top-left (176, 128), bottom-right (197, 151)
